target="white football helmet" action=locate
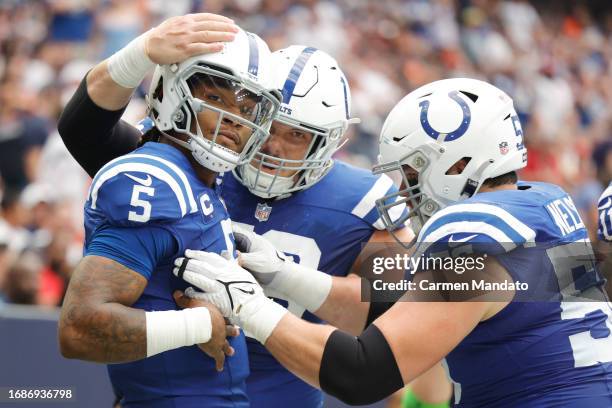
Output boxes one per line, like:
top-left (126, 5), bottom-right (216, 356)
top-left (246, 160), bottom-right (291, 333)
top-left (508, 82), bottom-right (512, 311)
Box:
top-left (374, 78), bottom-right (527, 240)
top-left (147, 29), bottom-right (281, 173)
top-left (234, 45), bottom-right (359, 198)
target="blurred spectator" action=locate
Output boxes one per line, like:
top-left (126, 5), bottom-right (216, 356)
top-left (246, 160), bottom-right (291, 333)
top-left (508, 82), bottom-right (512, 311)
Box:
top-left (0, 188), bottom-right (32, 254)
top-left (0, 83), bottom-right (49, 191)
top-left (97, 0), bottom-right (148, 58)
top-left (3, 250), bottom-right (43, 305)
top-left (47, 0), bottom-right (96, 43)
top-left (593, 140), bottom-right (612, 188)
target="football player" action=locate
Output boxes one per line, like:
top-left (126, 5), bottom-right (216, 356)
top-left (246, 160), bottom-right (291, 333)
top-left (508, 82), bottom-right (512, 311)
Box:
top-left (598, 182), bottom-right (612, 242)
top-left (598, 181), bottom-right (612, 298)
top-left (177, 78), bottom-right (612, 407)
top-left (57, 34), bottom-right (450, 408)
top-left (58, 19), bottom-right (281, 408)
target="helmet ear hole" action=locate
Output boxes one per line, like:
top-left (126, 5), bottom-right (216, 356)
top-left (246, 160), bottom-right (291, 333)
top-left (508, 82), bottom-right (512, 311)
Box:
top-left (459, 90), bottom-right (478, 103)
top-left (152, 78), bottom-right (164, 102)
top-left (445, 157), bottom-right (472, 175)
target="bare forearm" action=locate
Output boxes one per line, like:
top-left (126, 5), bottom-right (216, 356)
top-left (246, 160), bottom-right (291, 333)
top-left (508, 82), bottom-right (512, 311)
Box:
top-left (314, 275), bottom-right (369, 335)
top-left (59, 256), bottom-right (149, 363)
top-left (264, 314), bottom-right (335, 388)
top-left (86, 61), bottom-right (136, 111)
top-left (60, 302), bottom-right (146, 363)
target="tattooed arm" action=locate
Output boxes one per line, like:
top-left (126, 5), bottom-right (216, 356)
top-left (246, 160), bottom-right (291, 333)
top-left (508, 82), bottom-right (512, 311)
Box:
top-left (58, 255), bottom-right (148, 363)
top-left (59, 254), bottom-right (236, 365)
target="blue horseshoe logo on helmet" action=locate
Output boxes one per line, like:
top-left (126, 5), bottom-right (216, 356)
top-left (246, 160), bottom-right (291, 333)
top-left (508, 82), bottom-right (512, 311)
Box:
top-left (418, 90), bottom-right (471, 141)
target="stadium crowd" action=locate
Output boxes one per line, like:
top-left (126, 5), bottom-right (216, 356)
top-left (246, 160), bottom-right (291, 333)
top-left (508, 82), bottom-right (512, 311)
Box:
top-left (0, 0), bottom-right (611, 307)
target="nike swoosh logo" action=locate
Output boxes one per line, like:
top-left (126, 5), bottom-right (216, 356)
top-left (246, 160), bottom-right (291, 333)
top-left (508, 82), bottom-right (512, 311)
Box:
top-left (125, 173), bottom-right (152, 186)
top-left (449, 234), bottom-right (478, 244)
top-left (598, 197), bottom-right (612, 210)
top-left (237, 287), bottom-right (255, 295)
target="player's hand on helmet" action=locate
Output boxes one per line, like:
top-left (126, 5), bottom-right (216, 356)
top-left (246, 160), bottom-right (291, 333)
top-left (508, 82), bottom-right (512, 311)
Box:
top-left (173, 250), bottom-right (265, 322)
top-left (172, 290), bottom-right (238, 371)
top-left (232, 225), bottom-right (290, 290)
top-left (144, 13), bottom-right (239, 65)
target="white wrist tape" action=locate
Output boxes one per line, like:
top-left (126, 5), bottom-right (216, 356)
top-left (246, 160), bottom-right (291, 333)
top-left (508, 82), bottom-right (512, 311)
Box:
top-left (274, 262), bottom-right (332, 312)
top-left (237, 296), bottom-right (287, 344)
top-left (107, 33), bottom-right (154, 88)
top-left (145, 307), bottom-right (211, 357)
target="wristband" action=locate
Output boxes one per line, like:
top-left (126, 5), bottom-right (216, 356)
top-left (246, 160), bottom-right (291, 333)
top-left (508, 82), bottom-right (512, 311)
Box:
top-left (275, 262), bottom-right (332, 312)
top-left (237, 296), bottom-right (287, 344)
top-left (145, 307), bottom-right (211, 357)
top-left (107, 33), bottom-right (154, 88)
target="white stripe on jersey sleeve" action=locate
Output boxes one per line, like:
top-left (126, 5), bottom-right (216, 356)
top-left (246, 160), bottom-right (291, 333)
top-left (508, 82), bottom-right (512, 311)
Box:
top-left (418, 203), bottom-right (536, 245)
top-left (89, 162), bottom-right (188, 216)
top-left (351, 174), bottom-right (394, 218)
top-left (419, 221), bottom-right (518, 254)
top-left (87, 154), bottom-right (135, 199)
top-left (130, 154), bottom-right (198, 213)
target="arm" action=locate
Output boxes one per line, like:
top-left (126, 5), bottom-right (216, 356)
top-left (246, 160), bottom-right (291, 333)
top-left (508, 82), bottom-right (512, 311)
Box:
top-left (234, 225), bottom-right (415, 335)
top-left (58, 255), bottom-right (148, 362)
top-left (263, 297), bottom-right (485, 388)
top-left (59, 255), bottom-right (233, 366)
top-left (58, 13), bottom-right (238, 176)
top-left (175, 252), bottom-right (510, 404)
top-left (59, 218), bottom-right (237, 366)
top-left (315, 227), bottom-right (416, 334)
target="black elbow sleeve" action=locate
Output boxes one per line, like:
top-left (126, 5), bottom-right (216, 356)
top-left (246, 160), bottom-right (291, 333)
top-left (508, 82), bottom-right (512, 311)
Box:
top-left (319, 325), bottom-right (404, 405)
top-left (57, 75), bottom-right (140, 177)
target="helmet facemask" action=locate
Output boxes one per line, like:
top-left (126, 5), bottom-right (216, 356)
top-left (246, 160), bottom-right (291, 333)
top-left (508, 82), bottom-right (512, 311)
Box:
top-left (373, 148), bottom-right (443, 249)
top-left (153, 63), bottom-right (280, 173)
top-left (238, 116), bottom-right (348, 198)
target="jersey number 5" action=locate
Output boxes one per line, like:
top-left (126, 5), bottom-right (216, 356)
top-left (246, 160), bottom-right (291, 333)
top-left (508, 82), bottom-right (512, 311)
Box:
top-left (547, 239), bottom-right (612, 367)
top-left (128, 185), bottom-right (155, 222)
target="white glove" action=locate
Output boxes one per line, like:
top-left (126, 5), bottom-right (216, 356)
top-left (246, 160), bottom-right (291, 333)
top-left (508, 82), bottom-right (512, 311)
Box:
top-left (173, 249), bottom-right (287, 344)
top-left (232, 225), bottom-right (332, 313)
top-left (232, 224), bottom-right (288, 285)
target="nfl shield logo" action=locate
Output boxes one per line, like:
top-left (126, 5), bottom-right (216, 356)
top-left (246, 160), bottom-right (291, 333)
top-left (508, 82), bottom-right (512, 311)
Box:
top-left (255, 203), bottom-right (272, 222)
top-left (499, 142), bottom-right (509, 155)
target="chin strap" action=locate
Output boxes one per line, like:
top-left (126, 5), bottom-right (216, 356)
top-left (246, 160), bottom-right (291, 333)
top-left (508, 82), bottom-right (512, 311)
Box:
top-left (460, 159), bottom-right (495, 199)
top-left (158, 129), bottom-right (193, 151)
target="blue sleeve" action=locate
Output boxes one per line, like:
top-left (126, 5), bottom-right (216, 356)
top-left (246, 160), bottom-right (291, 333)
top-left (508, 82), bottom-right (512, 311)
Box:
top-left (86, 155), bottom-right (199, 226)
top-left (85, 225), bottom-right (178, 279)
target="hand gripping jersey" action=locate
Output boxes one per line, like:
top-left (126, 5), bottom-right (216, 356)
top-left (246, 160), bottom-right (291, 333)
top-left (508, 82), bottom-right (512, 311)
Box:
top-left (416, 181), bottom-right (612, 407)
top-left (598, 181), bottom-right (612, 242)
top-left (83, 142), bottom-right (247, 408)
top-left (220, 161), bottom-right (407, 408)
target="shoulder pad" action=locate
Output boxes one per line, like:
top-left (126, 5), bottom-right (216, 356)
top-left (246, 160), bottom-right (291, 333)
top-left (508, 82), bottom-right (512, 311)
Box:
top-left (87, 154), bottom-right (198, 225)
top-left (416, 201), bottom-right (536, 257)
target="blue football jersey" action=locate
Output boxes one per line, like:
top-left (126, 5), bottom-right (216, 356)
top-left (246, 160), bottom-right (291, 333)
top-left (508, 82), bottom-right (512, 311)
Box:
top-left (598, 182), bottom-right (612, 242)
top-left (220, 161), bottom-right (407, 408)
top-left (416, 181), bottom-right (612, 407)
top-left (83, 142), bottom-right (248, 408)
